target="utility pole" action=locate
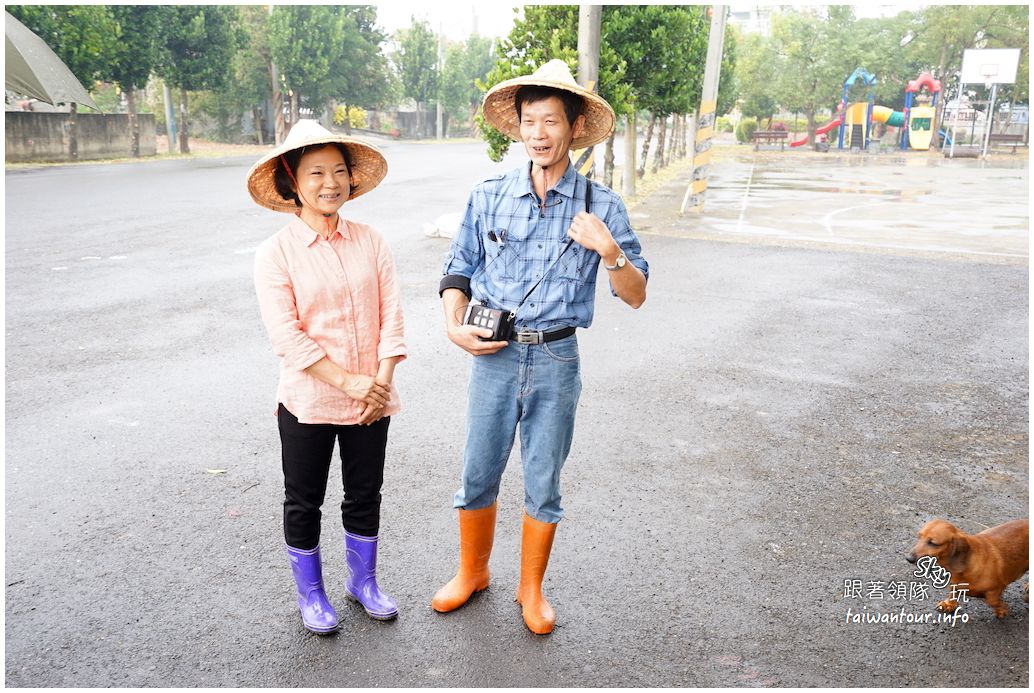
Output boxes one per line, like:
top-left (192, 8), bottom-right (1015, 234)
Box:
top-left (681, 5), bottom-right (728, 214)
top-left (575, 5), bottom-right (602, 179)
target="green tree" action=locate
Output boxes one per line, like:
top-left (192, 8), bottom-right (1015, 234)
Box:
top-left (717, 24), bottom-right (739, 119)
top-left (770, 8), bottom-right (846, 146)
top-left (440, 34), bottom-right (495, 136)
top-left (477, 5), bottom-right (632, 172)
top-left (155, 5), bottom-right (240, 153)
top-left (328, 6), bottom-right (398, 132)
top-left (7, 5), bottom-right (118, 159)
top-left (225, 5), bottom-right (276, 144)
top-left (7, 5), bottom-right (117, 92)
top-left (909, 5), bottom-right (1029, 144)
top-left (108, 6), bottom-right (162, 156)
top-left (393, 18), bottom-right (440, 138)
top-left (606, 5), bottom-right (706, 175)
top-left (734, 31), bottom-right (780, 126)
top-left (268, 5), bottom-right (341, 126)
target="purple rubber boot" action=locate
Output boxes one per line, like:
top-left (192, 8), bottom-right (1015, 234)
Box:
top-left (344, 531), bottom-right (398, 620)
top-left (286, 545), bottom-right (340, 634)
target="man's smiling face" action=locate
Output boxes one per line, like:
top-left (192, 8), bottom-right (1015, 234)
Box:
top-left (518, 96), bottom-right (586, 170)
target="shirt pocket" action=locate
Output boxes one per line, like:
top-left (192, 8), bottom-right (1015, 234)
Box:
top-left (483, 228), bottom-right (519, 282)
top-left (554, 243), bottom-right (592, 284)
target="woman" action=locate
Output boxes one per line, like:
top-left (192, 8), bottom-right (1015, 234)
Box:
top-left (247, 120), bottom-right (406, 633)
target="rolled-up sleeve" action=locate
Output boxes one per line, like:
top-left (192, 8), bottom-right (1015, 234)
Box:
top-left (441, 190), bottom-right (485, 282)
top-left (374, 233), bottom-right (407, 363)
top-left (604, 196), bottom-right (649, 295)
top-left (254, 238), bottom-right (326, 371)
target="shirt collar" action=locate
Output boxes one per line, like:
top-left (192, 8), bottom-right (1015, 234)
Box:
top-left (288, 214), bottom-right (352, 246)
top-left (516, 157), bottom-right (579, 199)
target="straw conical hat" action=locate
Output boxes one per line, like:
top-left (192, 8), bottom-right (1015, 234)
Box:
top-left (246, 119), bottom-right (388, 213)
top-left (482, 59), bottom-right (616, 149)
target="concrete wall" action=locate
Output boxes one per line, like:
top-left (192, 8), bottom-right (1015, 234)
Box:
top-left (5, 112), bottom-right (157, 162)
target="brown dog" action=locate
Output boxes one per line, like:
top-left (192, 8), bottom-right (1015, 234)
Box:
top-left (907, 518), bottom-right (1028, 618)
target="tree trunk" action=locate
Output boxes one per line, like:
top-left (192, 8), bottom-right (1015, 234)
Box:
top-left (269, 60), bottom-right (285, 145)
top-left (669, 117), bottom-right (679, 163)
top-left (252, 107), bottom-right (265, 145)
top-left (342, 102), bottom-right (353, 134)
top-left (652, 115), bottom-right (667, 174)
top-left (677, 115), bottom-right (686, 158)
top-left (806, 110), bottom-right (817, 147)
top-left (604, 131), bottom-right (616, 189)
top-left (623, 112), bottom-right (636, 198)
top-left (670, 117), bottom-right (678, 164)
top-left (178, 89), bottom-right (190, 154)
top-left (67, 103), bottom-right (79, 161)
top-left (126, 89), bottom-right (140, 157)
top-left (290, 91), bottom-right (300, 128)
top-left (637, 114), bottom-right (655, 178)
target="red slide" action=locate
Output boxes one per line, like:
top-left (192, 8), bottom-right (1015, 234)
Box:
top-left (790, 118), bottom-right (840, 147)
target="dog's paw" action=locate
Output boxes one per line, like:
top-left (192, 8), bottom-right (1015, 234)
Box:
top-left (936, 599), bottom-right (959, 613)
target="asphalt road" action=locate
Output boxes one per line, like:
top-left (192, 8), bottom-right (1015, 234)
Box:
top-left (5, 141), bottom-right (1029, 687)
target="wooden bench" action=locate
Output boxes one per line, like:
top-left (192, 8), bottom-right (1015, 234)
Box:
top-left (988, 133), bottom-right (1026, 152)
top-left (752, 130), bottom-right (788, 151)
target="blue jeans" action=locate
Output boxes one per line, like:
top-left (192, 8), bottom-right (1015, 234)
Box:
top-left (453, 334), bottom-right (582, 524)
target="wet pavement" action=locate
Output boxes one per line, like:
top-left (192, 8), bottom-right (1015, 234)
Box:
top-left (4, 142), bottom-right (1029, 687)
top-left (638, 148), bottom-right (1028, 262)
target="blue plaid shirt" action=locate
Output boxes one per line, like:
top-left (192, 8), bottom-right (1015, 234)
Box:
top-left (442, 161), bottom-right (649, 332)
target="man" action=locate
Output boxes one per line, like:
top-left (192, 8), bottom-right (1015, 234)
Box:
top-left (433, 59), bottom-right (649, 634)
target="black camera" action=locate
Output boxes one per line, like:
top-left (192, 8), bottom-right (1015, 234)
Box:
top-left (464, 303), bottom-right (514, 341)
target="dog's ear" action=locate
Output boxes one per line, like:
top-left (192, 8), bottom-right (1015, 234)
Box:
top-left (948, 532), bottom-right (970, 569)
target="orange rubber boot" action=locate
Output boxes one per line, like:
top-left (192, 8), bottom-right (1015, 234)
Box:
top-left (431, 503), bottom-right (497, 612)
top-left (515, 512), bottom-right (558, 634)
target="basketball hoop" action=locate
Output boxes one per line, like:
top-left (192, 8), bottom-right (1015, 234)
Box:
top-left (980, 65), bottom-right (999, 91)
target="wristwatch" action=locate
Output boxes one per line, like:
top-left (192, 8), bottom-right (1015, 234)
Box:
top-left (604, 252), bottom-right (627, 271)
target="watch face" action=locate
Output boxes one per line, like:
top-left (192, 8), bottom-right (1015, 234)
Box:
top-left (617, 253), bottom-right (626, 267)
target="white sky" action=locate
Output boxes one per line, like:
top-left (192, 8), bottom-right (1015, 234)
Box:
top-left (371, 1), bottom-right (522, 42)
top-left (371, 3), bottom-right (923, 42)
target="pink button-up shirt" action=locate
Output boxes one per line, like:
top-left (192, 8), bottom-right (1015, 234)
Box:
top-left (254, 215), bottom-right (406, 425)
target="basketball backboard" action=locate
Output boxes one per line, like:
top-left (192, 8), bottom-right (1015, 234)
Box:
top-left (960, 48), bottom-right (1021, 85)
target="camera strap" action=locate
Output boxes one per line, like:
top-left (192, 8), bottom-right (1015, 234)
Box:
top-left (508, 177), bottom-right (593, 319)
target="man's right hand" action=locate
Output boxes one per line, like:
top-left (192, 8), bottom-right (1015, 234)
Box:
top-left (448, 324), bottom-right (509, 356)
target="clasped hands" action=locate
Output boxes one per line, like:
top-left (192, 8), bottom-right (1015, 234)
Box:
top-left (342, 374), bottom-right (391, 425)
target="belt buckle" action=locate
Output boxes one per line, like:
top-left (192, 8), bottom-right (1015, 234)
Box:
top-left (515, 331), bottom-right (542, 345)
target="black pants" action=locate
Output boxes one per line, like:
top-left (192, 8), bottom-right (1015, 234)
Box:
top-left (277, 403), bottom-right (390, 550)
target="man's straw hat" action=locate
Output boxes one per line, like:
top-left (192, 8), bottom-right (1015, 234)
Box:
top-left (246, 119), bottom-right (388, 213)
top-left (482, 59), bottom-right (616, 149)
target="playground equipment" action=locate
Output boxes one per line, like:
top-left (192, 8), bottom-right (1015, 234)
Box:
top-left (792, 104), bottom-right (904, 149)
top-left (836, 68), bottom-right (877, 149)
top-left (899, 72), bottom-right (942, 151)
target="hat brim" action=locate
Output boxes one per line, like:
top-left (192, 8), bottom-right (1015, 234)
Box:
top-left (246, 134), bottom-right (388, 213)
top-left (482, 76), bottom-right (616, 150)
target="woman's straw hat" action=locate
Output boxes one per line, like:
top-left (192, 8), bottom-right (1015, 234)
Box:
top-left (482, 59), bottom-right (616, 149)
top-left (246, 119), bottom-right (388, 213)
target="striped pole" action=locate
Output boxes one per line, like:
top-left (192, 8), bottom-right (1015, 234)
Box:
top-left (681, 5), bottom-right (728, 214)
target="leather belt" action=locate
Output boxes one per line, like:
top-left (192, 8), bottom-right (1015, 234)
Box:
top-left (511, 326), bottom-right (577, 345)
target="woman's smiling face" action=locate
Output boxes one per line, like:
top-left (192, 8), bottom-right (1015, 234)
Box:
top-left (294, 145), bottom-right (350, 215)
